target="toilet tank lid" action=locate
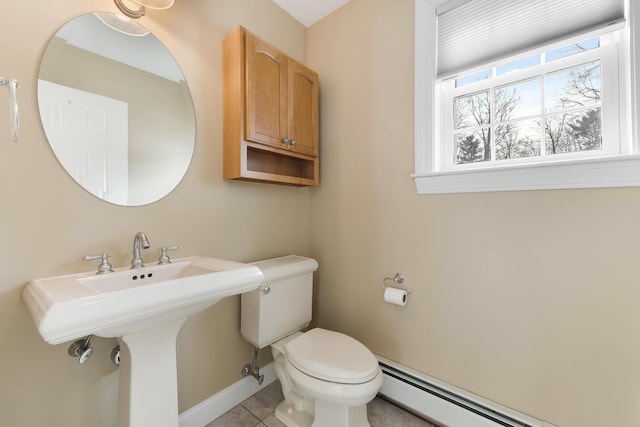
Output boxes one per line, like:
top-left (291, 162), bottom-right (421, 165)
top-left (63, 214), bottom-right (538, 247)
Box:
top-left (251, 255), bottom-right (318, 283)
top-left (285, 328), bottom-right (380, 384)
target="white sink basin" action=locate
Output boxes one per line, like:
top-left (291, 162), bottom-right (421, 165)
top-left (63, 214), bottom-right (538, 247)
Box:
top-left (23, 256), bottom-right (264, 427)
top-left (23, 256), bottom-right (264, 344)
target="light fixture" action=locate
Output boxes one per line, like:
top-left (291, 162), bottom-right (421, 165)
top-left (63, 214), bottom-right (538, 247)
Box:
top-left (114, 0), bottom-right (174, 19)
top-left (94, 12), bottom-right (149, 36)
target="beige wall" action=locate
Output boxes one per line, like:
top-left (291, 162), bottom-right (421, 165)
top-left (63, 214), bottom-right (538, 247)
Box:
top-left (308, 1), bottom-right (640, 426)
top-left (4, 0), bottom-right (640, 426)
top-left (0, 1), bottom-right (308, 426)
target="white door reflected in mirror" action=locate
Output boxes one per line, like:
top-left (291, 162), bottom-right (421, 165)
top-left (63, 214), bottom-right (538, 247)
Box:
top-left (39, 80), bottom-right (129, 204)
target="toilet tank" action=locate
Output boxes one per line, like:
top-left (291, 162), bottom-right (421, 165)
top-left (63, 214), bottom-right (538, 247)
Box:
top-left (241, 255), bottom-right (318, 349)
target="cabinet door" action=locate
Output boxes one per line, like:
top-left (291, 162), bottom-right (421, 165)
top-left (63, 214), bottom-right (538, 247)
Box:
top-left (287, 60), bottom-right (319, 157)
top-left (245, 33), bottom-right (287, 148)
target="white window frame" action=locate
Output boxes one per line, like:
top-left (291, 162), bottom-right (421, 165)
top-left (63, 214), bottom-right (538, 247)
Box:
top-left (442, 40), bottom-right (619, 169)
top-left (413, 0), bottom-right (640, 194)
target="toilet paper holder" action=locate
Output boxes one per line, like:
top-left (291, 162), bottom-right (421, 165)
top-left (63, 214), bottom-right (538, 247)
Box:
top-left (382, 273), bottom-right (411, 294)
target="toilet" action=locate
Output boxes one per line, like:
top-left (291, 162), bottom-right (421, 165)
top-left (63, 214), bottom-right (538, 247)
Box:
top-left (241, 255), bottom-right (383, 427)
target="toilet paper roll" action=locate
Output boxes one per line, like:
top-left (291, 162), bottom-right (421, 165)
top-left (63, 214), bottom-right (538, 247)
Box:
top-left (384, 286), bottom-right (408, 306)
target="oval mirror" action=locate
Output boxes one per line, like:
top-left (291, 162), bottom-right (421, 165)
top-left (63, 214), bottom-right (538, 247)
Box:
top-left (37, 13), bottom-right (195, 206)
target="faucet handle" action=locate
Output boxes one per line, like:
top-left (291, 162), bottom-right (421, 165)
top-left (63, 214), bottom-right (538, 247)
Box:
top-left (158, 246), bottom-right (179, 265)
top-left (83, 253), bottom-right (113, 274)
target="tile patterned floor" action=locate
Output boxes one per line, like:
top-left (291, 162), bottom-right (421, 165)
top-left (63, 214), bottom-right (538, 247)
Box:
top-left (206, 380), bottom-right (438, 427)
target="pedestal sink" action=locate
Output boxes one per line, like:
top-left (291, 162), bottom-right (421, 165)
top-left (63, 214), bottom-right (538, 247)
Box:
top-left (22, 256), bottom-right (264, 427)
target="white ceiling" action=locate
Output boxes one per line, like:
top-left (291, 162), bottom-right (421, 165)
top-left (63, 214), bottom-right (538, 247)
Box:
top-left (271, 0), bottom-right (451, 28)
top-left (270, 0), bottom-right (352, 27)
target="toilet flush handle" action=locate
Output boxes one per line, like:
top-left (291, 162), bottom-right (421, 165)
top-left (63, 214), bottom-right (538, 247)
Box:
top-left (260, 285), bottom-right (271, 295)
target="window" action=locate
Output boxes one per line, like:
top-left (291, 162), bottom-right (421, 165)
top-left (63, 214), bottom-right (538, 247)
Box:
top-left (413, 0), bottom-right (640, 194)
top-left (442, 34), bottom-right (618, 171)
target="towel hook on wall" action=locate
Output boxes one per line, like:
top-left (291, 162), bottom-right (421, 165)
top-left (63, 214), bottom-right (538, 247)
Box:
top-left (0, 76), bottom-right (19, 142)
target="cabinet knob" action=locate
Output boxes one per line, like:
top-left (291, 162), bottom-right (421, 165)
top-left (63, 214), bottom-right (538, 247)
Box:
top-left (282, 137), bottom-right (289, 144)
top-left (290, 139), bottom-right (297, 146)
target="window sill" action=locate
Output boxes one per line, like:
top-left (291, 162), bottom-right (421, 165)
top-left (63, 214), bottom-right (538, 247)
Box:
top-left (412, 155), bottom-right (640, 194)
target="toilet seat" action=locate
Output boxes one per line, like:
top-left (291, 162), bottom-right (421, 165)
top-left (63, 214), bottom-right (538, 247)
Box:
top-left (284, 357), bottom-right (383, 407)
top-left (285, 328), bottom-right (379, 384)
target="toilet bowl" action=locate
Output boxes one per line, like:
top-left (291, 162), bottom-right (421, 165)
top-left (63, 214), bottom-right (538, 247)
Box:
top-left (273, 328), bottom-right (383, 427)
top-left (240, 256), bottom-right (382, 427)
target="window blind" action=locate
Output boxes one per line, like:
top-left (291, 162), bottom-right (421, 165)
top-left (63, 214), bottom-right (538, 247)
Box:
top-left (436, 0), bottom-right (625, 79)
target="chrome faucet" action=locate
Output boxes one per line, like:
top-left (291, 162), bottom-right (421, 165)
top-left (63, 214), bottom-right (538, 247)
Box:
top-left (131, 231), bottom-right (150, 269)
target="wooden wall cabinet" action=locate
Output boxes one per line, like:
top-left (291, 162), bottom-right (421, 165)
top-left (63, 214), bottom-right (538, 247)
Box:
top-left (222, 26), bottom-right (319, 186)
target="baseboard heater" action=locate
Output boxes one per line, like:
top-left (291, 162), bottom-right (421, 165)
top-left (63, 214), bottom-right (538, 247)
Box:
top-left (376, 356), bottom-right (556, 427)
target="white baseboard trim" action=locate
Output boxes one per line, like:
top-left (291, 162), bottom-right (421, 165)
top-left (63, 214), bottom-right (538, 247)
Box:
top-left (179, 363), bottom-right (277, 427)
